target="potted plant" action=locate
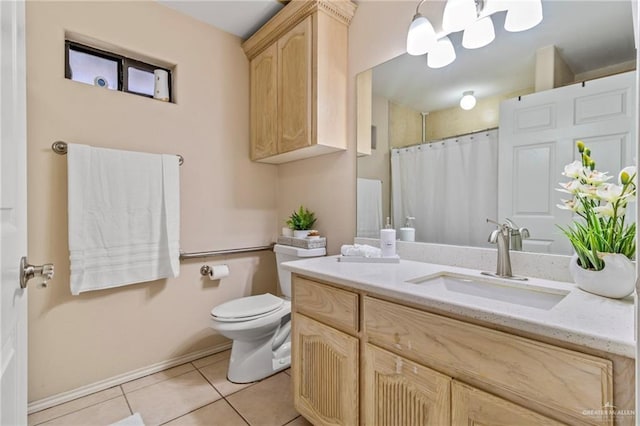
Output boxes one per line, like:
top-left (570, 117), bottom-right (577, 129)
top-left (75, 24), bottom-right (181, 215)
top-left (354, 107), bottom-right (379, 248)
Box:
top-left (557, 141), bottom-right (636, 298)
top-left (286, 206), bottom-right (317, 238)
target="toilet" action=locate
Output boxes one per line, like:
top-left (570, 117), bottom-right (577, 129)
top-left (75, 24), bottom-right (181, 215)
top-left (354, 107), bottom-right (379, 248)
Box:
top-left (209, 243), bottom-right (326, 383)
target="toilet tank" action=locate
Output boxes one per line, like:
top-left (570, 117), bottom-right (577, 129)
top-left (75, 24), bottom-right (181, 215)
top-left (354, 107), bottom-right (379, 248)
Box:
top-left (274, 244), bottom-right (326, 298)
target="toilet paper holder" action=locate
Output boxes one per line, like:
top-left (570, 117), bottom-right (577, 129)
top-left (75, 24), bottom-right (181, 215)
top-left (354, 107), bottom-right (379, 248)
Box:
top-left (200, 264), bottom-right (229, 278)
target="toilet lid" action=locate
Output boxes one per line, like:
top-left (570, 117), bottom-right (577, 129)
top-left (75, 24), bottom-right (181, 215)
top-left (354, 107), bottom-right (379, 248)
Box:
top-left (211, 293), bottom-right (284, 321)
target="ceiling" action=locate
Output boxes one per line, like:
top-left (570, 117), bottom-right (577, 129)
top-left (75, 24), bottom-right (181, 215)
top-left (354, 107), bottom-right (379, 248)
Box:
top-left (158, 0), bottom-right (285, 39)
top-left (372, 1), bottom-right (636, 112)
top-left (157, 1), bottom-right (635, 113)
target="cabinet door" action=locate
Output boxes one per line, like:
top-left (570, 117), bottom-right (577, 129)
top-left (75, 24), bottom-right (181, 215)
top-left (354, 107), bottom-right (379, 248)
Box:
top-left (292, 313), bottom-right (358, 426)
top-left (250, 42), bottom-right (278, 160)
top-left (452, 381), bottom-right (566, 426)
top-left (277, 16), bottom-right (312, 154)
top-left (363, 344), bottom-right (450, 426)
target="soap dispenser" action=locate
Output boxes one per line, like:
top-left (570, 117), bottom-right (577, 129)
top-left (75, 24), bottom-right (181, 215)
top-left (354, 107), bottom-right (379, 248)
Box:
top-left (399, 216), bottom-right (416, 242)
top-left (380, 217), bottom-right (396, 257)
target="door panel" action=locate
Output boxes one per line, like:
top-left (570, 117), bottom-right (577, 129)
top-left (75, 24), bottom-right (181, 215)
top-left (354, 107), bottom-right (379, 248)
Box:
top-left (277, 16), bottom-right (311, 154)
top-left (363, 344), bottom-right (450, 426)
top-left (250, 43), bottom-right (278, 160)
top-left (499, 72), bottom-right (636, 254)
top-left (0, 0), bottom-right (28, 423)
top-left (292, 313), bottom-right (358, 426)
top-left (452, 381), bottom-right (566, 426)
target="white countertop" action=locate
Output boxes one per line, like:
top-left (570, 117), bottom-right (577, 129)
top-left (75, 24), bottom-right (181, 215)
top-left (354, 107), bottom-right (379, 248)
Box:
top-left (283, 256), bottom-right (635, 358)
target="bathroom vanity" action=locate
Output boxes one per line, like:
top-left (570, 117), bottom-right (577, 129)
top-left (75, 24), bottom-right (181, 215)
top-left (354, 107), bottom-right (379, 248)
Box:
top-left (285, 257), bottom-right (635, 426)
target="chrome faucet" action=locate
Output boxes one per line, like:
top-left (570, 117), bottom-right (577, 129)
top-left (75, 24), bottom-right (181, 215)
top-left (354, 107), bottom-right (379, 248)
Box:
top-left (482, 219), bottom-right (528, 281)
top-left (504, 218), bottom-right (530, 252)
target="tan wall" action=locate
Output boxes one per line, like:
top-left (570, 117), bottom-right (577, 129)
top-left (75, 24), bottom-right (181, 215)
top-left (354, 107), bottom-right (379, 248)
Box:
top-left (389, 101), bottom-right (422, 148)
top-left (357, 95), bottom-right (391, 221)
top-left (425, 88), bottom-right (533, 141)
top-left (26, 1), bottom-right (279, 401)
top-left (276, 0), bottom-right (414, 255)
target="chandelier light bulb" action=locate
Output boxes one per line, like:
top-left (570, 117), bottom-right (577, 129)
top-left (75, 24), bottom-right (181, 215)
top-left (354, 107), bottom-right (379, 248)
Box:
top-left (460, 91), bottom-right (477, 110)
top-left (427, 37), bottom-right (456, 69)
top-left (462, 16), bottom-right (496, 49)
top-left (442, 0), bottom-right (478, 32)
top-left (504, 0), bottom-right (543, 32)
top-left (406, 14), bottom-right (437, 55)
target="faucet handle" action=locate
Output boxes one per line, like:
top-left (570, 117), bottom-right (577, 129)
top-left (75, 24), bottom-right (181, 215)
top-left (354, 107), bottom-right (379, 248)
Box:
top-left (519, 227), bottom-right (530, 239)
top-left (486, 218), bottom-right (500, 227)
top-left (488, 229), bottom-right (500, 244)
top-left (487, 218), bottom-right (509, 234)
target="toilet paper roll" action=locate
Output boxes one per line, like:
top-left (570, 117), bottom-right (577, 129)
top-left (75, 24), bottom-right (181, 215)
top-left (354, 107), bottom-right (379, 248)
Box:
top-left (208, 264), bottom-right (230, 280)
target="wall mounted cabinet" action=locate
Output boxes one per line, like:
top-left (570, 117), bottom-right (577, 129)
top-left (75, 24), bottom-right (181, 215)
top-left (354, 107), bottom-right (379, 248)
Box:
top-left (242, 0), bottom-right (356, 164)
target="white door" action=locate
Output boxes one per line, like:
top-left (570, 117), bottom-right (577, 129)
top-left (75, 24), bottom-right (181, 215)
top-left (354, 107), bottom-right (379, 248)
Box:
top-left (1, 0), bottom-right (28, 424)
top-left (499, 71), bottom-right (636, 254)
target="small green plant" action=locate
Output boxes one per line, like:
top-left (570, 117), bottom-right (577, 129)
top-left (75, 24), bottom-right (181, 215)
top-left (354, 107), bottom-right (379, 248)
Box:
top-left (286, 205), bottom-right (317, 231)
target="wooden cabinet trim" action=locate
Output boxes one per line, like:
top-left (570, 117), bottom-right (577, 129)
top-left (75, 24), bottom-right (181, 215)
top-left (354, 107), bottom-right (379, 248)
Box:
top-left (242, 0), bottom-right (357, 60)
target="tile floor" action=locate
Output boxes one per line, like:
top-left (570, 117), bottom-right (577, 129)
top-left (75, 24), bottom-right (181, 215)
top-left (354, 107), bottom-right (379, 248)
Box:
top-left (28, 350), bottom-right (311, 426)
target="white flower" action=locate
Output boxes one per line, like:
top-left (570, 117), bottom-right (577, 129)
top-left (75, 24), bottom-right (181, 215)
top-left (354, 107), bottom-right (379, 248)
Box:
top-left (583, 170), bottom-right (611, 185)
top-left (557, 199), bottom-right (579, 212)
top-left (596, 183), bottom-right (624, 202)
top-left (556, 180), bottom-right (583, 195)
top-left (562, 161), bottom-right (587, 179)
top-left (593, 203), bottom-right (619, 218)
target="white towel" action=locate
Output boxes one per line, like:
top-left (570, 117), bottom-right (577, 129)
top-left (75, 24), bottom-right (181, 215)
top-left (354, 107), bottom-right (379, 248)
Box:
top-left (357, 178), bottom-right (383, 238)
top-left (67, 144), bottom-right (180, 295)
top-left (340, 244), bottom-right (381, 258)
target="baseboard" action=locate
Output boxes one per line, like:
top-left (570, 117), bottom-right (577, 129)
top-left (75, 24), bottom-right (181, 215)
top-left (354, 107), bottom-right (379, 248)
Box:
top-left (27, 342), bottom-right (232, 414)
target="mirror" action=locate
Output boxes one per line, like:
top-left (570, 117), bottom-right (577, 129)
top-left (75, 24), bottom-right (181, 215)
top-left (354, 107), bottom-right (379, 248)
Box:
top-left (356, 0), bottom-right (637, 255)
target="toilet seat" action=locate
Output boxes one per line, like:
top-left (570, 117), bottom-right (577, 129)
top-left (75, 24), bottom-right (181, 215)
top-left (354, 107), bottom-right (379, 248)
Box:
top-left (211, 293), bottom-right (284, 323)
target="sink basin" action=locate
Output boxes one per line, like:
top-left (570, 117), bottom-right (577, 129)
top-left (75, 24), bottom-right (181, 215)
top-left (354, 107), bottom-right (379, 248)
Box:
top-left (407, 272), bottom-right (569, 310)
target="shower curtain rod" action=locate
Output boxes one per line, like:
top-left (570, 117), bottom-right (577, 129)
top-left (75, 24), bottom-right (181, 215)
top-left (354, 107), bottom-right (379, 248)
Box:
top-left (51, 141), bottom-right (184, 165)
top-left (392, 126), bottom-right (498, 151)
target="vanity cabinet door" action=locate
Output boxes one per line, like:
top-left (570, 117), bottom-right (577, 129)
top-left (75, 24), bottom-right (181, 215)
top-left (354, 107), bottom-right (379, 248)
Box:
top-left (364, 296), bottom-right (613, 424)
top-left (250, 43), bottom-right (278, 160)
top-left (363, 344), bottom-right (450, 426)
top-left (452, 381), bottom-right (566, 426)
top-left (292, 313), bottom-right (358, 426)
top-left (277, 16), bottom-right (312, 154)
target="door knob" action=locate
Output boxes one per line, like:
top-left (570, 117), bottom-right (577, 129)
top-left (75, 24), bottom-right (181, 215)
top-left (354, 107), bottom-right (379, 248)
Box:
top-left (20, 256), bottom-right (54, 288)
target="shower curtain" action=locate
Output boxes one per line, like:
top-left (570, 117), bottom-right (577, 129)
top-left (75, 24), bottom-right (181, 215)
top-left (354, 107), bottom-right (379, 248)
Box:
top-left (391, 129), bottom-right (498, 247)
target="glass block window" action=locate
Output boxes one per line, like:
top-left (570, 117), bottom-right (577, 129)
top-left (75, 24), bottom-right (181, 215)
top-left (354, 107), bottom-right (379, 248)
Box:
top-left (65, 41), bottom-right (172, 102)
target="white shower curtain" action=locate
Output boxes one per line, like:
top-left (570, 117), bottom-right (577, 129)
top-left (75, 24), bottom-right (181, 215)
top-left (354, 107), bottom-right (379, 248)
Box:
top-left (391, 129), bottom-right (498, 247)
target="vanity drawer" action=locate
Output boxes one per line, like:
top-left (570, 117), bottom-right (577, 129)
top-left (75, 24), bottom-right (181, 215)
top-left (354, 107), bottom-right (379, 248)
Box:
top-left (293, 276), bottom-right (359, 334)
top-left (364, 296), bottom-right (613, 425)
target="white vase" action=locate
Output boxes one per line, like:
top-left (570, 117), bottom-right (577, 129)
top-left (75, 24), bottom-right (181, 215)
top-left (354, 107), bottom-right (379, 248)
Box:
top-left (293, 230), bottom-right (310, 238)
top-left (569, 254), bottom-right (635, 299)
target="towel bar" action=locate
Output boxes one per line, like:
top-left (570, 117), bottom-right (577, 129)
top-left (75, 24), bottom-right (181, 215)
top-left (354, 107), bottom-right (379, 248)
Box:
top-left (51, 141), bottom-right (184, 165)
top-left (180, 244), bottom-right (275, 260)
